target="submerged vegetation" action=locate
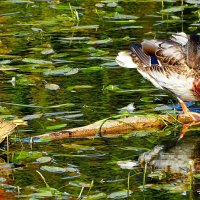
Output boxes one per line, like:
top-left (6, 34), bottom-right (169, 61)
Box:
top-left (0, 0), bottom-right (200, 199)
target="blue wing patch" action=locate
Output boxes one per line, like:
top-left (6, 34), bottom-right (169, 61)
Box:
top-left (150, 55), bottom-right (159, 65)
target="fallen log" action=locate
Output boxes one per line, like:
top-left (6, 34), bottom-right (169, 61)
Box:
top-left (0, 119), bottom-right (27, 143)
top-left (0, 120), bottom-right (16, 143)
top-left (33, 114), bottom-right (196, 140)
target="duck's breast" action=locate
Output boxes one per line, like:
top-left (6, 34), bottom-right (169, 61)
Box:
top-left (149, 69), bottom-right (196, 101)
top-left (193, 77), bottom-right (200, 99)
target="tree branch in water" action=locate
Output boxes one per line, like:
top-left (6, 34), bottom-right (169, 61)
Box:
top-left (33, 114), bottom-right (194, 140)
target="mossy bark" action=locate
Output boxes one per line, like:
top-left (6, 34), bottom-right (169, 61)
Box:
top-left (33, 114), bottom-right (194, 140)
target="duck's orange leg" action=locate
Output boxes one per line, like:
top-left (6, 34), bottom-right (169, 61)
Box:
top-left (177, 97), bottom-right (200, 121)
top-left (177, 97), bottom-right (200, 140)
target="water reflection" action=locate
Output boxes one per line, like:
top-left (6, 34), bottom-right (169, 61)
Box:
top-left (179, 121), bottom-right (200, 140)
top-left (138, 128), bottom-right (200, 198)
top-left (140, 136), bottom-right (200, 174)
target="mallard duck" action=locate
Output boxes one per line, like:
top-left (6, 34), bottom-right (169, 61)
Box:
top-left (116, 32), bottom-right (200, 121)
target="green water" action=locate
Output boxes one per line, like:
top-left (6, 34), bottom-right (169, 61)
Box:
top-left (0, 0), bottom-right (200, 199)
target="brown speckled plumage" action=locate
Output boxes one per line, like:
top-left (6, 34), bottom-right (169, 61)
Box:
top-left (116, 32), bottom-right (200, 102)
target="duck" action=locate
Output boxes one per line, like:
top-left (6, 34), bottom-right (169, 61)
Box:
top-left (116, 32), bottom-right (200, 121)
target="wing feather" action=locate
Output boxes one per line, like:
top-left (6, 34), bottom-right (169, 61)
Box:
top-left (130, 44), bottom-right (151, 67)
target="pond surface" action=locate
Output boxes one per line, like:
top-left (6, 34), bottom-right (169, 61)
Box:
top-left (0, 0), bottom-right (200, 199)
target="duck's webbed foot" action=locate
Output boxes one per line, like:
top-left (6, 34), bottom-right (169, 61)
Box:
top-left (177, 97), bottom-right (200, 121)
top-left (176, 97), bottom-right (200, 140)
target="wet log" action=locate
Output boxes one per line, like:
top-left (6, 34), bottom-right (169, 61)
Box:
top-left (0, 119), bottom-right (27, 143)
top-left (33, 114), bottom-right (195, 140)
top-left (0, 120), bottom-right (16, 143)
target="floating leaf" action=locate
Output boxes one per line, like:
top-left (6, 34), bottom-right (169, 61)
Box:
top-left (95, 3), bottom-right (105, 8)
top-left (48, 103), bottom-right (75, 108)
top-left (68, 181), bottom-right (90, 188)
top-left (46, 124), bottom-right (67, 131)
top-left (186, 0), bottom-right (200, 4)
top-left (8, 0), bottom-right (34, 3)
top-left (188, 26), bottom-right (198, 31)
top-left (101, 61), bottom-right (118, 67)
top-left (104, 85), bottom-right (121, 92)
top-left (83, 192), bottom-right (107, 200)
top-left (107, 2), bottom-right (117, 7)
top-left (41, 49), bottom-right (54, 55)
top-left (33, 187), bottom-right (69, 198)
top-left (51, 52), bottom-right (70, 58)
top-left (107, 190), bottom-right (132, 199)
top-left (67, 85), bottom-right (94, 90)
top-left (59, 113), bottom-right (83, 119)
top-left (0, 60), bottom-right (12, 65)
top-left (190, 23), bottom-right (200, 26)
top-left (107, 20), bottom-right (136, 23)
top-left (140, 96), bottom-right (154, 102)
top-left (0, 67), bottom-right (19, 71)
top-left (161, 6), bottom-right (185, 13)
top-left (59, 37), bottom-right (90, 41)
top-left (0, 11), bottom-right (20, 16)
top-left (87, 47), bottom-right (109, 57)
top-left (14, 75), bottom-right (36, 85)
top-left (82, 66), bottom-right (103, 73)
top-left (41, 165), bottom-right (79, 173)
top-left (14, 151), bottom-right (43, 162)
top-left (3, 102), bottom-right (42, 108)
top-left (162, 19), bottom-right (184, 23)
top-left (120, 146), bottom-right (149, 151)
top-left (62, 144), bottom-right (95, 151)
top-left (117, 160), bottom-right (139, 170)
top-left (120, 25), bottom-right (143, 30)
top-left (41, 166), bottom-right (68, 173)
top-left (31, 27), bottom-right (44, 32)
top-left (0, 184), bottom-right (16, 189)
top-left (83, 192), bottom-right (106, 200)
top-left (36, 156), bottom-right (52, 164)
top-left (105, 13), bottom-right (139, 20)
top-left (154, 105), bottom-right (171, 111)
top-left (71, 25), bottom-right (99, 30)
top-left (45, 83), bottom-right (60, 90)
top-left (22, 58), bottom-right (52, 65)
top-left (141, 183), bottom-right (187, 193)
top-left (43, 67), bottom-right (78, 76)
top-left (87, 38), bottom-right (113, 45)
top-left (12, 119), bottom-right (27, 126)
top-left (23, 113), bottom-right (43, 120)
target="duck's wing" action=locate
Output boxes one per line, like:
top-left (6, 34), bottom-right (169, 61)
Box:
top-left (142, 38), bottom-right (188, 68)
top-left (171, 32), bottom-right (200, 69)
top-left (170, 32), bottom-right (188, 46)
top-left (130, 39), bottom-right (186, 69)
top-left (129, 44), bottom-right (151, 67)
top-left (130, 42), bottom-right (166, 67)
top-left (187, 34), bottom-right (200, 69)
top-left (129, 44), bottom-right (166, 89)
